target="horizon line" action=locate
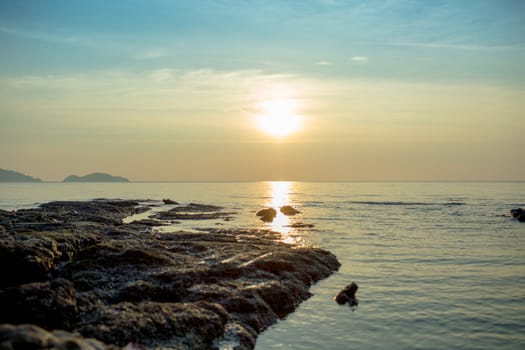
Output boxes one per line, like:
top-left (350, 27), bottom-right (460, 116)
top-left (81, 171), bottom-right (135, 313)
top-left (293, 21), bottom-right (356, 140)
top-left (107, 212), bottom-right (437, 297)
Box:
top-left (4, 179), bottom-right (525, 184)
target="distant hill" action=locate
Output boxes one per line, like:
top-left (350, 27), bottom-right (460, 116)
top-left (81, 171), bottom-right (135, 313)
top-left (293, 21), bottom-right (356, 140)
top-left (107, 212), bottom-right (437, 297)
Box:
top-left (0, 168), bottom-right (42, 182)
top-left (63, 172), bottom-right (129, 183)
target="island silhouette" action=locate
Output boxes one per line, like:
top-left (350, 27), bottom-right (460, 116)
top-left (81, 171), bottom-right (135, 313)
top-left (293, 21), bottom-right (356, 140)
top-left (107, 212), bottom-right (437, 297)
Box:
top-left (63, 173), bottom-right (129, 183)
top-left (0, 168), bottom-right (42, 182)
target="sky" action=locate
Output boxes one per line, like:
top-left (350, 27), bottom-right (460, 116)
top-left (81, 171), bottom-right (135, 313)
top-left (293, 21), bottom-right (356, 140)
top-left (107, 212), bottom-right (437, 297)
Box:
top-left (0, 0), bottom-right (524, 181)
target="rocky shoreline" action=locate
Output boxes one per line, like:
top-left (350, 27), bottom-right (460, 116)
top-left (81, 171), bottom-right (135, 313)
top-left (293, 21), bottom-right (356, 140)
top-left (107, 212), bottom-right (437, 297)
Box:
top-left (0, 200), bottom-right (340, 349)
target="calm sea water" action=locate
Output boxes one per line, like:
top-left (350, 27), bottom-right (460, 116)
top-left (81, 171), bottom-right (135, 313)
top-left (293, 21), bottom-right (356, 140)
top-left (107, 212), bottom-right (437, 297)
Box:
top-left (1, 182), bottom-right (524, 349)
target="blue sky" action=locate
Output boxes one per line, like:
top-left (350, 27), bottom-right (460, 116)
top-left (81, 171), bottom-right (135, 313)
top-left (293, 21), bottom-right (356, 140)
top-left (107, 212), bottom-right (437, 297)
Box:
top-left (1, 0), bottom-right (524, 82)
top-left (1, 0), bottom-right (524, 180)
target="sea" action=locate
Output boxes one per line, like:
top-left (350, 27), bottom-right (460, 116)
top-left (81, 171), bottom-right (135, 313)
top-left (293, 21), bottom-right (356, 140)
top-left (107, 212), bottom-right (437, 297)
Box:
top-left (0, 181), bottom-right (524, 349)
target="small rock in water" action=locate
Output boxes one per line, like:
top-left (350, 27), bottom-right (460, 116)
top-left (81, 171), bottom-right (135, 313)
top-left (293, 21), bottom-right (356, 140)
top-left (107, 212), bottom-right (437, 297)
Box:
top-left (510, 208), bottom-right (525, 222)
top-left (280, 205), bottom-right (301, 216)
top-left (162, 199), bottom-right (178, 205)
top-left (256, 208), bottom-right (277, 222)
top-left (334, 282), bottom-right (359, 307)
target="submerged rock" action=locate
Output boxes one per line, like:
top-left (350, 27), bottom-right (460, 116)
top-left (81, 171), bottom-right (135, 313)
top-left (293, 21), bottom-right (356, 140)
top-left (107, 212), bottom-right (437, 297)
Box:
top-left (0, 200), bottom-right (340, 349)
top-left (162, 199), bottom-right (178, 205)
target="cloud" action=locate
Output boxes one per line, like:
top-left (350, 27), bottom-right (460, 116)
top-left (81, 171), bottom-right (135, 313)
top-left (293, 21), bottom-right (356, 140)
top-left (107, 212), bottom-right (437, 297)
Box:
top-left (315, 61), bottom-right (332, 66)
top-left (0, 25), bottom-right (139, 56)
top-left (393, 41), bottom-right (518, 52)
top-left (149, 68), bottom-right (177, 82)
top-left (351, 56), bottom-right (368, 63)
top-left (0, 68), bottom-right (302, 116)
top-left (135, 49), bottom-right (170, 60)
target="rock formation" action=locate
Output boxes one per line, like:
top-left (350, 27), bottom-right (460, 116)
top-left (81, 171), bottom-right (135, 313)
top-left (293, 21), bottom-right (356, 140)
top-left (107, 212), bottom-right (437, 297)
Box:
top-left (0, 324), bottom-right (114, 350)
top-left (0, 199), bottom-right (340, 349)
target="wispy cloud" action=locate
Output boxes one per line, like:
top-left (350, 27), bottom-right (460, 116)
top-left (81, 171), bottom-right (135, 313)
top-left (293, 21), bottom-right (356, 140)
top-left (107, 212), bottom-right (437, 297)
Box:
top-left (135, 49), bottom-right (170, 60)
top-left (315, 61), bottom-right (332, 66)
top-left (0, 68), bottom-right (301, 112)
top-left (393, 41), bottom-right (520, 52)
top-left (0, 25), bottom-right (134, 51)
top-left (149, 68), bottom-right (177, 82)
top-left (0, 25), bottom-right (92, 46)
top-left (351, 56), bottom-right (368, 63)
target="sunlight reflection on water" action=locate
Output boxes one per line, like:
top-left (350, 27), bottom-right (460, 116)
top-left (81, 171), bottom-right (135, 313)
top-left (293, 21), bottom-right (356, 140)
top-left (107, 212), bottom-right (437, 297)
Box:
top-left (263, 181), bottom-right (304, 245)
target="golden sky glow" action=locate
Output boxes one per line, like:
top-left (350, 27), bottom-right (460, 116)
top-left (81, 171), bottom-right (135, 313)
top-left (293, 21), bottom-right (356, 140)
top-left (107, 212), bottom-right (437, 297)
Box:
top-left (0, 1), bottom-right (524, 181)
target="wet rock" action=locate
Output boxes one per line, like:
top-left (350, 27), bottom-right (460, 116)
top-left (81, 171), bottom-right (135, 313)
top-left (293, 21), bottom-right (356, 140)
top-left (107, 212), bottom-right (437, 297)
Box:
top-left (0, 200), bottom-right (340, 349)
top-left (127, 219), bottom-right (164, 226)
top-left (0, 324), bottom-right (112, 350)
top-left (255, 280), bottom-right (306, 317)
top-left (78, 301), bottom-right (229, 348)
top-left (152, 203), bottom-right (235, 221)
top-left (156, 212), bottom-right (234, 220)
top-left (172, 203), bottom-right (224, 212)
top-left (215, 322), bottom-right (256, 350)
top-left (256, 208), bottom-right (277, 222)
top-left (334, 282), bottom-right (359, 306)
top-left (280, 205), bottom-right (300, 216)
top-left (0, 226), bottom-right (102, 288)
top-left (114, 279), bottom-right (186, 303)
top-left (162, 199), bottom-right (178, 205)
top-left (0, 233), bottom-right (60, 287)
top-left (39, 200), bottom-right (148, 226)
top-left (0, 278), bottom-right (78, 330)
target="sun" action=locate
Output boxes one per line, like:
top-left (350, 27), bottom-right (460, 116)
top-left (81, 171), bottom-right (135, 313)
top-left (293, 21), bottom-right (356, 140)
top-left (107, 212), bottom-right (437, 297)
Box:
top-left (254, 99), bottom-right (303, 138)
